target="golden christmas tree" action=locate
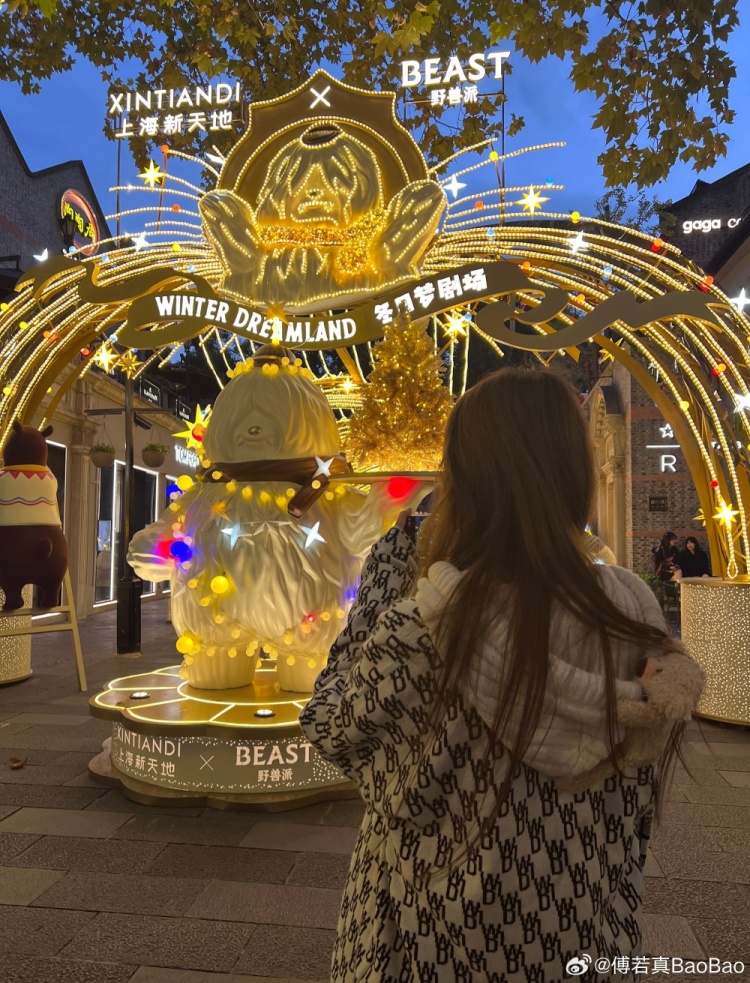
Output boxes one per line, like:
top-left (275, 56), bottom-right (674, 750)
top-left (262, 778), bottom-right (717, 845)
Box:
top-left (346, 313), bottom-right (453, 471)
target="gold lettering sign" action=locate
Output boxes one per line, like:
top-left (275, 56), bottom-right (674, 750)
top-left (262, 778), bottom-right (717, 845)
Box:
top-left (17, 255), bottom-right (728, 353)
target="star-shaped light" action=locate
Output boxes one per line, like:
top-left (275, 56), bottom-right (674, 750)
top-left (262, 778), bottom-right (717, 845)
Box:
top-left (569, 232), bottom-right (586, 253)
top-left (117, 350), bottom-right (141, 378)
top-left (205, 151), bottom-right (226, 166)
top-left (33, 248), bottom-right (49, 263)
top-left (245, 520), bottom-right (295, 541)
top-left (659, 424), bottom-right (674, 439)
top-left (221, 521), bottom-right (243, 548)
top-left (94, 344), bottom-right (118, 373)
top-left (519, 187), bottom-right (549, 214)
top-left (734, 393), bottom-right (750, 412)
top-left (131, 232), bottom-right (149, 252)
top-left (598, 339), bottom-right (623, 363)
top-left (730, 288), bottom-right (750, 313)
top-left (693, 508), bottom-right (707, 527)
top-left (140, 161), bottom-right (165, 189)
top-left (713, 498), bottom-right (739, 528)
top-left (173, 405), bottom-right (211, 451)
top-left (313, 456), bottom-right (334, 478)
top-left (341, 377), bottom-right (355, 394)
top-left (445, 311), bottom-right (468, 339)
top-left (442, 174), bottom-right (467, 199)
top-left (300, 521), bottom-right (325, 549)
top-left (265, 302), bottom-right (289, 324)
top-left (210, 500), bottom-right (231, 523)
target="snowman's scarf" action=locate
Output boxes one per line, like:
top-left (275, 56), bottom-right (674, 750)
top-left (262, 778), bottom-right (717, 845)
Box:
top-left (198, 454), bottom-right (351, 517)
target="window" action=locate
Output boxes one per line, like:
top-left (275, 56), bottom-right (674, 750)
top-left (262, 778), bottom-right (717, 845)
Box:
top-left (94, 462), bottom-right (159, 603)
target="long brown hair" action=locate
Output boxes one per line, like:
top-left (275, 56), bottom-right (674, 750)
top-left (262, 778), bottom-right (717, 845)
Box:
top-left (418, 367), bottom-right (681, 815)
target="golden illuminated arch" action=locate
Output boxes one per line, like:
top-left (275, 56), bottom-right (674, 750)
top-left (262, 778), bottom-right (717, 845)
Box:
top-left (1, 111), bottom-right (749, 580)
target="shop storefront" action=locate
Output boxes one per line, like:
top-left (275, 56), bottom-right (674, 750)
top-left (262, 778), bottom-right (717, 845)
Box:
top-left (29, 370), bottom-right (197, 620)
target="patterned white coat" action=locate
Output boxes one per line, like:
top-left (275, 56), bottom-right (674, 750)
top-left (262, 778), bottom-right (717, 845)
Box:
top-left (301, 528), bottom-right (661, 983)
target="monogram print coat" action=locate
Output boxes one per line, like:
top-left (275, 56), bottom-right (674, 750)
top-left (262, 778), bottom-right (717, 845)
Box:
top-left (300, 528), bottom-right (654, 983)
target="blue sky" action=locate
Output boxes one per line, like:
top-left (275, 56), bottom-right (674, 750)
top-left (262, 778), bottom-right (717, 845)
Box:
top-left (1, 19), bottom-right (749, 234)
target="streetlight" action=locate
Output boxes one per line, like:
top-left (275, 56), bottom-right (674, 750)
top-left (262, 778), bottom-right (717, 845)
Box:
top-left (58, 215), bottom-right (78, 252)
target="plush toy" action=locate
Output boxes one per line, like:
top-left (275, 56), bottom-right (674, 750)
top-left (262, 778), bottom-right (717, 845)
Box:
top-left (555, 645), bottom-right (705, 793)
top-left (128, 347), bottom-right (430, 693)
top-left (0, 422), bottom-right (68, 610)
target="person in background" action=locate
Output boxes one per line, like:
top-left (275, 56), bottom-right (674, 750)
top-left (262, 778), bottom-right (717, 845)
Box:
top-left (301, 368), bottom-right (704, 983)
top-left (674, 536), bottom-right (711, 579)
top-left (653, 531), bottom-right (679, 582)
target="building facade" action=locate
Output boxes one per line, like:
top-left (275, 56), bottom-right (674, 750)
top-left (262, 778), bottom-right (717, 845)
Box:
top-left (0, 110), bottom-right (109, 293)
top-left (0, 109), bottom-right (201, 620)
top-left (585, 360), bottom-right (708, 575)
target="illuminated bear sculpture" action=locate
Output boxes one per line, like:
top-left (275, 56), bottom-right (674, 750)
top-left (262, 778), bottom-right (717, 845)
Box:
top-left (0, 422), bottom-right (68, 610)
top-left (199, 123), bottom-right (446, 310)
top-left (127, 349), bottom-right (427, 693)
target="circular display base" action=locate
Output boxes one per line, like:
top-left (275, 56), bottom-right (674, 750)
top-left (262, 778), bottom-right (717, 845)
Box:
top-left (88, 664), bottom-right (358, 811)
top-left (0, 670), bottom-right (33, 687)
top-left (89, 746), bottom-right (359, 812)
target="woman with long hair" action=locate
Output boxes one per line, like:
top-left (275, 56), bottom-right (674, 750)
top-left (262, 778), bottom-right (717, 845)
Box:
top-left (675, 535), bottom-right (711, 579)
top-left (301, 368), bottom-right (704, 983)
top-left (653, 531), bottom-right (680, 582)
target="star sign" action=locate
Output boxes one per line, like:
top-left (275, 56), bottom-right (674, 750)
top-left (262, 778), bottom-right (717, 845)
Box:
top-left (33, 248), bottom-right (49, 263)
top-left (313, 456), bottom-right (334, 478)
top-left (442, 174), bottom-right (467, 199)
top-left (659, 424), bottom-right (674, 439)
top-left (569, 232), bottom-right (586, 253)
top-left (734, 393), bottom-right (750, 412)
top-left (519, 187), bottom-right (549, 214)
top-left (300, 522), bottom-right (325, 549)
top-left (140, 160), bottom-right (165, 189)
top-left (730, 288), bottom-right (750, 313)
top-left (131, 232), bottom-right (149, 252)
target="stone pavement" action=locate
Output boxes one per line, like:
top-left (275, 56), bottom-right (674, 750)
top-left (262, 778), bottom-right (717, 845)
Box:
top-left (0, 599), bottom-right (747, 983)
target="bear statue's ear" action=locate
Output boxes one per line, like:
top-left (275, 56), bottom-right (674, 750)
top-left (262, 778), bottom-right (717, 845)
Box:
top-left (40, 425), bottom-right (54, 438)
top-left (11, 420), bottom-right (22, 434)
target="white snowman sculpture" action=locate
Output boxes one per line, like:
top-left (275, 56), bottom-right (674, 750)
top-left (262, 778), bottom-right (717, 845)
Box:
top-left (128, 348), bottom-right (428, 693)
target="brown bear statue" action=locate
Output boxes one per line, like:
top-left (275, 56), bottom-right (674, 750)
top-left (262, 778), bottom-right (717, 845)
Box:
top-left (0, 422), bottom-right (68, 610)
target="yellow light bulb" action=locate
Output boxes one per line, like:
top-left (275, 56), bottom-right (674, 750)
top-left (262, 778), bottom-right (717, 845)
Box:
top-left (211, 575), bottom-right (230, 594)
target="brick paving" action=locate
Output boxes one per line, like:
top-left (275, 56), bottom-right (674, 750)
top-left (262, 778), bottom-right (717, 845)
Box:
top-left (0, 599), bottom-right (747, 982)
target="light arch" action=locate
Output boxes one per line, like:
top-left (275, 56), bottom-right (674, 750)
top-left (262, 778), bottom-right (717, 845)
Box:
top-left (1, 216), bottom-right (749, 578)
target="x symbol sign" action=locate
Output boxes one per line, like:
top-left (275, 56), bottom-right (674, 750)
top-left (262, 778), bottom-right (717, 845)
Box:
top-left (199, 755), bottom-right (215, 771)
top-left (310, 86), bottom-right (331, 109)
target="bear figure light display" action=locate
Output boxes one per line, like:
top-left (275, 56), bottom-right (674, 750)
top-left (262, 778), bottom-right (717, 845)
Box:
top-left (0, 422), bottom-right (68, 610)
top-left (128, 350), bottom-right (429, 693)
